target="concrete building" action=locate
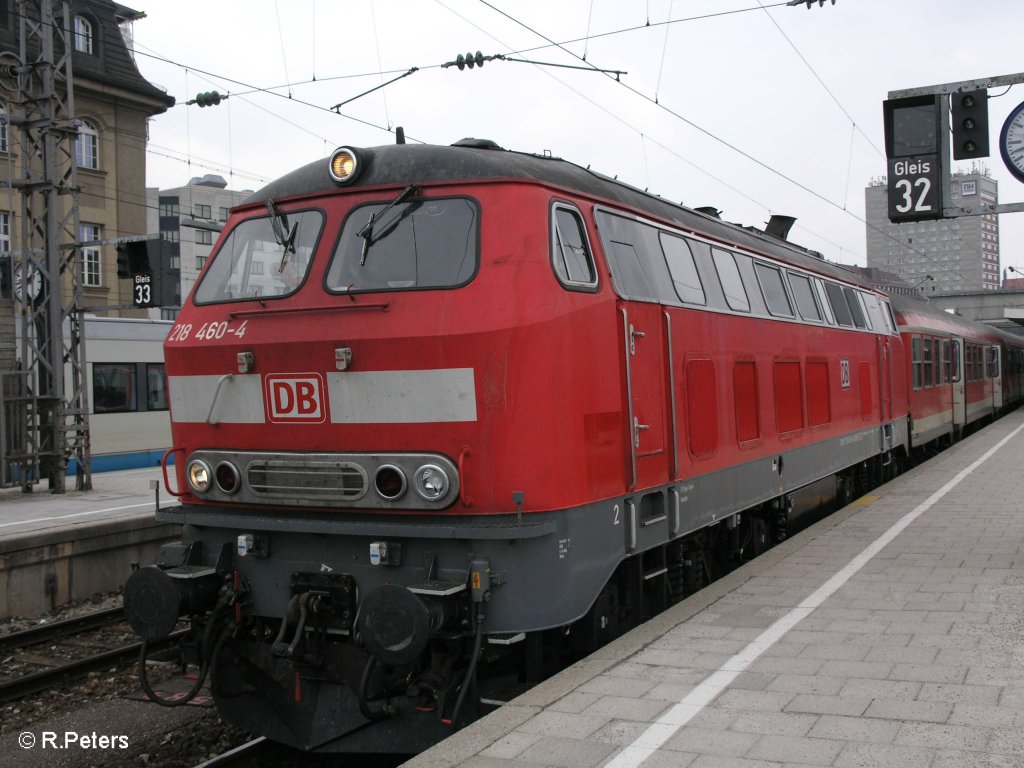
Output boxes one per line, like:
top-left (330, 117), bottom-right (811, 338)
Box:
top-left (145, 176), bottom-right (252, 318)
top-left (0, 1), bottom-right (174, 318)
top-left (865, 169), bottom-right (1000, 295)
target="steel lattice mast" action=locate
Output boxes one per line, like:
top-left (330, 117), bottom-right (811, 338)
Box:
top-left (10, 0), bottom-right (90, 492)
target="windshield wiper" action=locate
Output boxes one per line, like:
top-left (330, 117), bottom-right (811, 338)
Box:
top-left (266, 199), bottom-right (298, 273)
top-left (357, 185), bottom-right (418, 266)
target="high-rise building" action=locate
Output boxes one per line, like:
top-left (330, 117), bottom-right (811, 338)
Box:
top-left (865, 170), bottom-right (999, 294)
top-left (146, 176), bottom-right (252, 318)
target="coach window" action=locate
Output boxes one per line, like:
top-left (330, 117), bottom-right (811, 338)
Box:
top-left (147, 364), bottom-right (168, 411)
top-left (754, 263), bottom-right (793, 318)
top-left (943, 340), bottom-right (952, 383)
top-left (711, 248), bottom-right (749, 312)
top-left (551, 204), bottom-right (597, 290)
top-left (660, 233), bottom-right (705, 304)
top-left (93, 364), bottom-right (135, 413)
top-left (911, 336), bottom-right (922, 389)
top-left (923, 337), bottom-right (933, 387)
top-left (951, 340), bottom-right (961, 382)
top-left (824, 281), bottom-right (853, 327)
top-left (989, 346), bottom-right (999, 378)
top-left (787, 272), bottom-right (821, 322)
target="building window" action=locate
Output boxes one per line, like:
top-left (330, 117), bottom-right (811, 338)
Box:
top-left (160, 229), bottom-right (179, 243)
top-left (159, 200), bottom-right (180, 217)
top-left (73, 15), bottom-right (94, 54)
top-left (0, 107), bottom-right (7, 153)
top-left (196, 255), bottom-right (207, 270)
top-left (81, 224), bottom-right (101, 286)
top-left (75, 119), bottom-right (99, 169)
top-left (196, 229), bottom-right (213, 245)
top-left (193, 203), bottom-right (212, 219)
top-left (219, 207), bottom-right (230, 222)
top-left (0, 211), bottom-right (9, 254)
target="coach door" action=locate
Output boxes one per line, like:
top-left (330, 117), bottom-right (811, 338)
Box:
top-left (990, 345), bottom-right (1003, 411)
top-left (952, 338), bottom-right (966, 431)
top-left (619, 304), bottom-right (668, 490)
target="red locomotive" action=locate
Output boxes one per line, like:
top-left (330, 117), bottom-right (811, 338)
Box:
top-left (123, 137), bottom-right (1024, 753)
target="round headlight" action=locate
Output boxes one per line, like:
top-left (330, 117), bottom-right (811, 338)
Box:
top-left (187, 459), bottom-right (212, 493)
top-left (215, 461), bottom-right (241, 495)
top-left (413, 464), bottom-right (449, 501)
top-left (329, 147), bottom-right (360, 184)
top-left (375, 464), bottom-right (407, 500)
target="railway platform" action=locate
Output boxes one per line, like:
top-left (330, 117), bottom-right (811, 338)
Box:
top-left (407, 407), bottom-right (1024, 768)
top-left (0, 467), bottom-right (180, 618)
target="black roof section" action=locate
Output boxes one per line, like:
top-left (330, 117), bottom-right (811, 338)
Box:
top-left (0, 0), bottom-right (174, 113)
top-left (248, 140), bottom-right (873, 289)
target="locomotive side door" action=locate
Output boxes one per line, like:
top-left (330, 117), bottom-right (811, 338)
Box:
top-left (877, 335), bottom-right (894, 448)
top-left (619, 303), bottom-right (668, 490)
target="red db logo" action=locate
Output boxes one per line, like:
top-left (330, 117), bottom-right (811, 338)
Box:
top-left (264, 374), bottom-right (326, 423)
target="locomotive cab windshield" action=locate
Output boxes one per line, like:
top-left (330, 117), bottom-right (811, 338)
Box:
top-left (326, 196), bottom-right (478, 293)
top-left (193, 209), bottom-right (322, 304)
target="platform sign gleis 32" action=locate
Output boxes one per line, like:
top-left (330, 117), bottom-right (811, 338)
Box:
top-left (883, 94), bottom-right (945, 222)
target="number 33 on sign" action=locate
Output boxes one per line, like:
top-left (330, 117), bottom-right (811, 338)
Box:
top-left (132, 272), bottom-right (154, 307)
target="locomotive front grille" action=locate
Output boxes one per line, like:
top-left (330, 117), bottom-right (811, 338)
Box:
top-left (184, 450), bottom-right (458, 509)
top-left (248, 461), bottom-right (367, 499)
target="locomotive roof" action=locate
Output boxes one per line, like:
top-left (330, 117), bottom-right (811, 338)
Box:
top-left (247, 140), bottom-right (874, 291)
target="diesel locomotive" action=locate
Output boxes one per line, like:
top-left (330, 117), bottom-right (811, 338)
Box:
top-left (123, 136), bottom-right (1024, 753)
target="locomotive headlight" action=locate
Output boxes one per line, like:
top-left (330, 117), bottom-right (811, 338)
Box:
top-left (375, 464), bottom-right (407, 500)
top-left (329, 147), bottom-right (361, 184)
top-left (413, 464), bottom-right (449, 501)
top-left (187, 459), bottom-right (212, 493)
top-left (215, 461), bottom-right (241, 495)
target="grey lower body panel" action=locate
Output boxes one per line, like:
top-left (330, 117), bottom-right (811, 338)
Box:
top-left (158, 421), bottom-right (900, 634)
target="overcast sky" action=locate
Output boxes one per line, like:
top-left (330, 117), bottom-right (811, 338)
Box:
top-left (131, 0), bottom-right (1024, 287)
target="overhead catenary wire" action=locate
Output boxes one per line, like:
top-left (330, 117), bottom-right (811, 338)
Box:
top-left (474, 1), bottom-right (991, 291)
top-left (124, 3), bottom-right (994, 291)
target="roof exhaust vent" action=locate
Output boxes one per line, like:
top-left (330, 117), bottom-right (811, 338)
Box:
top-left (695, 206), bottom-right (721, 219)
top-left (765, 215), bottom-right (797, 241)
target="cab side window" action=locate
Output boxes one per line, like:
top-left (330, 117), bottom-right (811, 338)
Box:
top-left (551, 204), bottom-right (597, 290)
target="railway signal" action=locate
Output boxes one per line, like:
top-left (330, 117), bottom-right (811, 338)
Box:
top-left (951, 89), bottom-right (990, 160)
top-left (884, 73), bottom-right (1024, 222)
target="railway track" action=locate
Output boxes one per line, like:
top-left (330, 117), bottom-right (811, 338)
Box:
top-left (0, 606), bottom-right (184, 704)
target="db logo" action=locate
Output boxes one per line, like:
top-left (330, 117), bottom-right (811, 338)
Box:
top-left (264, 374), bottom-right (327, 423)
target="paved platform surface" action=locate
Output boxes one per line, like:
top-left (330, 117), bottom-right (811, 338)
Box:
top-left (0, 467), bottom-right (173, 540)
top-left (407, 408), bottom-right (1024, 768)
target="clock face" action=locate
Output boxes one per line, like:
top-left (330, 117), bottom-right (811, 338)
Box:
top-left (13, 264), bottom-right (42, 303)
top-left (1000, 100), bottom-right (1024, 184)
